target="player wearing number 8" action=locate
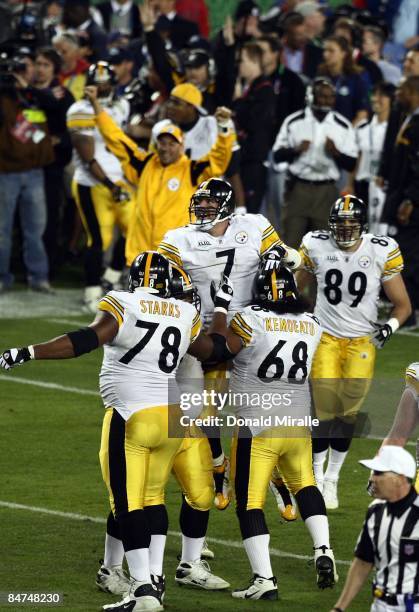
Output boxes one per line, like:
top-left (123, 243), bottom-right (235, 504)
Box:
top-left (297, 195), bottom-right (412, 510)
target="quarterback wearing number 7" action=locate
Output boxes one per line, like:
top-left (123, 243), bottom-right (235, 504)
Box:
top-left (296, 195), bottom-right (412, 510)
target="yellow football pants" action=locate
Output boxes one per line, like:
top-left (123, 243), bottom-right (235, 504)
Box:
top-left (99, 406), bottom-right (182, 516)
top-left (172, 434), bottom-right (214, 511)
top-left (73, 181), bottom-right (134, 251)
top-left (230, 426), bottom-right (315, 510)
top-left (311, 332), bottom-right (376, 422)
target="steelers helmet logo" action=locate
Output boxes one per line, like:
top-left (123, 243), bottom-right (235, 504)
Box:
top-left (358, 255), bottom-right (371, 268)
top-left (235, 231), bottom-right (248, 244)
top-left (167, 178), bottom-right (180, 191)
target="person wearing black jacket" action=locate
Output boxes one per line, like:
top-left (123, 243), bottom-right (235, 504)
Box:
top-left (152, 0), bottom-right (199, 50)
top-left (257, 34), bottom-right (306, 132)
top-left (382, 77), bottom-right (419, 327)
top-left (62, 0), bottom-right (108, 63)
top-left (33, 47), bottom-right (74, 272)
top-left (234, 42), bottom-right (276, 214)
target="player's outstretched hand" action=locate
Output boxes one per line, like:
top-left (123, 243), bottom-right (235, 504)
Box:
top-left (369, 322), bottom-right (393, 349)
top-left (211, 275), bottom-right (234, 313)
top-left (0, 347), bottom-right (32, 370)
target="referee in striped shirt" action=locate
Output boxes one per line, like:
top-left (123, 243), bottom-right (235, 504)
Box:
top-left (331, 446), bottom-right (419, 612)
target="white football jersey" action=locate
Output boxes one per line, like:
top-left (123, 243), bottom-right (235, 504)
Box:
top-left (67, 97), bottom-right (130, 187)
top-left (405, 363), bottom-right (419, 405)
top-left (152, 117), bottom-right (218, 160)
top-left (300, 231), bottom-right (404, 338)
top-left (159, 214), bottom-right (283, 327)
top-left (229, 306), bottom-right (322, 434)
top-left (98, 289), bottom-right (201, 421)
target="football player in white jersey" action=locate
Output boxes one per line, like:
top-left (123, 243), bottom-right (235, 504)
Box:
top-left (67, 62), bottom-right (135, 312)
top-left (297, 195), bottom-right (412, 510)
top-left (158, 177), bottom-right (302, 510)
top-left (0, 251), bottom-right (235, 612)
top-left (209, 263), bottom-right (338, 599)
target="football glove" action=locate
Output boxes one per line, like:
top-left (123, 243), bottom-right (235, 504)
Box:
top-left (211, 275), bottom-right (234, 313)
top-left (110, 185), bottom-right (130, 204)
top-left (262, 246), bottom-right (287, 271)
top-left (370, 322), bottom-right (393, 349)
top-left (0, 347), bottom-right (32, 370)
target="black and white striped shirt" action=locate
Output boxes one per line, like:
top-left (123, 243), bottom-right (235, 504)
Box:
top-left (355, 489), bottom-right (419, 594)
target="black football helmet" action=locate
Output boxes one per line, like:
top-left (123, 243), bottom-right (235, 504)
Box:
top-left (189, 178), bottom-right (235, 231)
top-left (329, 195), bottom-right (368, 248)
top-left (253, 262), bottom-right (298, 305)
top-left (170, 265), bottom-right (201, 312)
top-left (86, 61), bottom-right (116, 103)
top-left (128, 251), bottom-right (172, 297)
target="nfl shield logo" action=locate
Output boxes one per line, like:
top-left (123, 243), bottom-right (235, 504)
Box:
top-left (404, 544), bottom-right (415, 556)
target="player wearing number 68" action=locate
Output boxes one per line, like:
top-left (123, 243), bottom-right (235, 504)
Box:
top-left (296, 195), bottom-right (412, 511)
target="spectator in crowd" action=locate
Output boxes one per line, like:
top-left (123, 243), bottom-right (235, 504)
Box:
top-left (273, 78), bottom-right (357, 248)
top-left (318, 35), bottom-right (370, 124)
top-left (362, 26), bottom-right (402, 85)
top-left (107, 46), bottom-right (135, 96)
top-left (377, 48), bottom-right (419, 189)
top-left (0, 55), bottom-right (54, 293)
top-left (382, 76), bottom-right (419, 328)
top-left (53, 33), bottom-right (89, 100)
top-left (332, 17), bottom-right (383, 86)
top-left (175, 0), bottom-right (209, 38)
top-left (61, 0), bottom-right (108, 63)
top-left (234, 41), bottom-right (276, 214)
top-left (281, 12), bottom-right (323, 81)
top-left (295, 1), bottom-right (326, 46)
top-left (257, 34), bottom-right (306, 132)
top-left (33, 46), bottom-right (74, 273)
top-left (85, 86), bottom-right (235, 263)
top-left (96, 0), bottom-right (142, 39)
top-left (391, 0), bottom-right (419, 51)
top-left (150, 0), bottom-right (199, 50)
top-left (346, 82), bottom-right (394, 231)
top-left (233, 0), bottom-right (262, 43)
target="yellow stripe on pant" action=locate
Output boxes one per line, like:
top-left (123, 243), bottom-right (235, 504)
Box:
top-left (99, 406), bottom-right (182, 516)
top-left (230, 426), bottom-right (315, 510)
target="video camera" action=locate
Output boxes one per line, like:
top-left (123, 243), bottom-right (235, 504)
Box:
top-left (0, 52), bottom-right (27, 87)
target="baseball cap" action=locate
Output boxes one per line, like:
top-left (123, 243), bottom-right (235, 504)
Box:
top-left (235, 0), bottom-right (260, 20)
top-left (183, 49), bottom-right (210, 69)
top-left (295, 1), bottom-right (323, 17)
top-left (170, 83), bottom-right (207, 115)
top-left (107, 47), bottom-right (134, 65)
top-left (359, 446), bottom-right (416, 479)
top-left (156, 123), bottom-right (184, 144)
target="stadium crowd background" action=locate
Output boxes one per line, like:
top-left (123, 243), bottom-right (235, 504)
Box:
top-left (0, 0), bottom-right (418, 325)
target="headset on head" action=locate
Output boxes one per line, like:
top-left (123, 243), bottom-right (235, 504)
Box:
top-left (306, 76), bottom-right (336, 106)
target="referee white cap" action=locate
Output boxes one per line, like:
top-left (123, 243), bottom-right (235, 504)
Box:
top-left (359, 446), bottom-right (416, 479)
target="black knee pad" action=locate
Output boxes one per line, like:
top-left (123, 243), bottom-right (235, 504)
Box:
top-left (295, 486), bottom-right (326, 521)
top-left (312, 420), bottom-right (334, 453)
top-left (179, 497), bottom-right (209, 538)
top-left (144, 504), bottom-right (168, 536)
top-left (236, 508), bottom-right (269, 540)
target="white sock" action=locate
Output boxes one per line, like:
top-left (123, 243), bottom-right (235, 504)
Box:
top-left (313, 450), bottom-right (328, 484)
top-left (304, 515), bottom-right (330, 549)
top-left (243, 534), bottom-right (273, 578)
top-left (181, 535), bottom-right (205, 563)
top-left (324, 449), bottom-right (348, 481)
top-left (212, 452), bottom-right (225, 468)
top-left (104, 534), bottom-right (124, 568)
top-left (125, 548), bottom-right (150, 583)
top-left (149, 534), bottom-right (166, 576)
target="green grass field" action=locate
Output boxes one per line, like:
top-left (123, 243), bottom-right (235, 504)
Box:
top-left (0, 317), bottom-right (418, 612)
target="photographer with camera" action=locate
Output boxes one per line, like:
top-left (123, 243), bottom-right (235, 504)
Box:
top-left (0, 50), bottom-right (54, 293)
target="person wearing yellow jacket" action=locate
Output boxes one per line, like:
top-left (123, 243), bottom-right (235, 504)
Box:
top-left (84, 85), bottom-right (235, 265)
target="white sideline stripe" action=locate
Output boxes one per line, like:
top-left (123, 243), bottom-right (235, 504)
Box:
top-left (398, 329), bottom-right (419, 338)
top-left (0, 500), bottom-right (350, 566)
top-left (49, 318), bottom-right (90, 327)
top-left (0, 375), bottom-right (99, 397)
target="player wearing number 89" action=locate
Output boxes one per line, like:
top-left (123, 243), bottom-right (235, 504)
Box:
top-left (297, 195), bottom-right (412, 510)
top-left (210, 263), bottom-right (338, 598)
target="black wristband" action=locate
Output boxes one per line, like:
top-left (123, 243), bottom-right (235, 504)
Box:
top-left (103, 177), bottom-right (115, 190)
top-left (67, 327), bottom-right (99, 357)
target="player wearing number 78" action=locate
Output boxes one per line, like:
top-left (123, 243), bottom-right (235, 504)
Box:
top-left (296, 195), bottom-right (412, 511)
